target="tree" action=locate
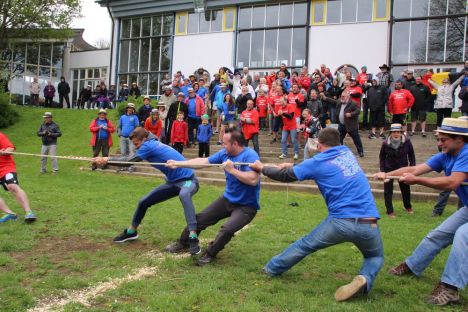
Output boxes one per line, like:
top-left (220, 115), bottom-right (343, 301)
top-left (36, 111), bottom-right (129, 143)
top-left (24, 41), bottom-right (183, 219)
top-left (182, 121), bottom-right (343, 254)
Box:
top-left (0, 0), bottom-right (82, 50)
top-left (94, 39), bottom-right (110, 49)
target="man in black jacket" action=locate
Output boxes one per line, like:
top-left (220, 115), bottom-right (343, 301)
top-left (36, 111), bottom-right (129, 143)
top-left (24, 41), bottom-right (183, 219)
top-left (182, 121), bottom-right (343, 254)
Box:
top-left (365, 79), bottom-right (387, 139)
top-left (138, 96), bottom-right (153, 126)
top-left (37, 112), bottom-right (62, 173)
top-left (78, 85), bottom-right (92, 109)
top-left (409, 76), bottom-right (431, 137)
top-left (58, 76), bottom-right (70, 109)
top-left (334, 93), bottom-right (364, 157)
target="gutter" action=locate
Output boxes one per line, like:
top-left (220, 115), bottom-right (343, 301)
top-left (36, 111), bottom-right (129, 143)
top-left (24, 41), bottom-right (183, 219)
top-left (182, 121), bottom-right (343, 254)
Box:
top-left (106, 0), bottom-right (114, 88)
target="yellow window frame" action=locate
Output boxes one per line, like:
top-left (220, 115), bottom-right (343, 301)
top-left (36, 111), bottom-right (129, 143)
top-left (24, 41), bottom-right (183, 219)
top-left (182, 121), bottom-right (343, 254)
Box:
top-left (223, 7), bottom-right (236, 31)
top-left (373, 0), bottom-right (390, 21)
top-left (175, 11), bottom-right (188, 35)
top-left (311, 0), bottom-right (327, 25)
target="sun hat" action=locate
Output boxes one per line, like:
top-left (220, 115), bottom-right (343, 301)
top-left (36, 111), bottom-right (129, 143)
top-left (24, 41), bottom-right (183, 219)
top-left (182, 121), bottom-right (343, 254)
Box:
top-left (188, 87), bottom-right (194, 92)
top-left (151, 109), bottom-right (159, 114)
top-left (143, 95), bottom-right (151, 100)
top-left (127, 103), bottom-right (135, 109)
top-left (177, 92), bottom-right (185, 97)
top-left (98, 109), bottom-right (107, 114)
top-left (43, 112), bottom-right (52, 118)
top-left (379, 64), bottom-right (390, 69)
top-left (435, 118), bottom-right (468, 136)
top-left (157, 102), bottom-right (166, 107)
top-left (388, 123), bottom-right (403, 132)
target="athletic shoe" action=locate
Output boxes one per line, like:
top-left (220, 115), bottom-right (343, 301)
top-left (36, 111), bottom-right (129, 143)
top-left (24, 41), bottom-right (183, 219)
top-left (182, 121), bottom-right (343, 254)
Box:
top-left (293, 154), bottom-right (299, 160)
top-left (113, 229), bottom-right (139, 243)
top-left (0, 213), bottom-right (18, 223)
top-left (213, 130), bottom-right (218, 134)
top-left (24, 211), bottom-right (37, 223)
top-left (359, 152), bottom-right (364, 158)
top-left (389, 262), bottom-right (412, 276)
top-left (432, 211), bottom-right (442, 217)
top-left (409, 132), bottom-right (414, 136)
top-left (368, 133), bottom-right (377, 139)
top-left (196, 252), bottom-right (215, 266)
top-left (216, 141), bottom-right (222, 145)
top-left (334, 275), bottom-right (367, 302)
top-left (387, 212), bottom-right (396, 219)
top-left (427, 282), bottom-right (459, 305)
top-left (189, 237), bottom-right (201, 255)
top-left (278, 154), bottom-right (287, 159)
top-left (422, 132), bottom-right (427, 138)
top-left (270, 138), bottom-right (277, 144)
top-left (165, 241), bottom-right (189, 253)
top-left (379, 133), bottom-right (386, 139)
top-left (406, 208), bottom-right (414, 214)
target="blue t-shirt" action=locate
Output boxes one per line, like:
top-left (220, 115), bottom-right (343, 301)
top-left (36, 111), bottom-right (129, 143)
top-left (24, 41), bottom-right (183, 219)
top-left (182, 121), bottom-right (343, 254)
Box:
top-left (208, 147), bottom-right (260, 209)
top-left (426, 144), bottom-right (468, 206)
top-left (222, 103), bottom-right (236, 121)
top-left (293, 145), bottom-right (380, 219)
top-left (97, 119), bottom-right (108, 140)
top-left (119, 114), bottom-right (139, 137)
top-left (197, 87), bottom-right (208, 100)
top-left (136, 139), bottom-right (194, 183)
top-left (187, 97), bottom-right (199, 119)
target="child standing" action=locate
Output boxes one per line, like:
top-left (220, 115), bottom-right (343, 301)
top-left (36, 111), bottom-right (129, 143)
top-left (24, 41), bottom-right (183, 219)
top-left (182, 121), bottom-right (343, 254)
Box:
top-left (379, 123), bottom-right (416, 218)
top-left (197, 114), bottom-right (213, 157)
top-left (170, 112), bottom-right (188, 154)
top-left (256, 89), bottom-right (268, 131)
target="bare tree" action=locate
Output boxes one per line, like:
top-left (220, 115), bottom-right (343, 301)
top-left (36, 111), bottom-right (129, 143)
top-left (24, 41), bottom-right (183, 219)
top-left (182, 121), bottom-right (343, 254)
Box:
top-left (94, 39), bottom-right (110, 49)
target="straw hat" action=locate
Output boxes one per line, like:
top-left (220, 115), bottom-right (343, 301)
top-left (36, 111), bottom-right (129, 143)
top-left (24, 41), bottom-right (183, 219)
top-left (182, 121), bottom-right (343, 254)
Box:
top-left (388, 123), bottom-right (403, 132)
top-left (98, 109), bottom-right (107, 114)
top-left (435, 118), bottom-right (468, 136)
top-left (43, 112), bottom-right (52, 118)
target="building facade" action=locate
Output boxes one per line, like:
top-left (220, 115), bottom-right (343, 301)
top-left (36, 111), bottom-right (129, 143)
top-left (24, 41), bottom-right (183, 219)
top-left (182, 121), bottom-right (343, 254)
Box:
top-left (99, 0), bottom-right (467, 97)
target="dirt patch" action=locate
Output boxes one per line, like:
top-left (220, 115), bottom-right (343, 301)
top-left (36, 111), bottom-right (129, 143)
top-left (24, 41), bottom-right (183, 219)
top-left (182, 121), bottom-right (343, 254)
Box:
top-left (334, 272), bottom-right (353, 281)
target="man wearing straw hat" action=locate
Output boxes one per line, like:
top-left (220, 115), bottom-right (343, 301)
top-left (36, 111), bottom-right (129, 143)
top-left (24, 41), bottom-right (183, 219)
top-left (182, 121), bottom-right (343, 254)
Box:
top-left (37, 112), bottom-right (61, 174)
top-left (93, 127), bottom-right (201, 255)
top-left (249, 127), bottom-right (383, 302)
top-left (89, 109), bottom-right (115, 170)
top-left (376, 117), bottom-right (468, 305)
top-left (165, 129), bottom-right (260, 266)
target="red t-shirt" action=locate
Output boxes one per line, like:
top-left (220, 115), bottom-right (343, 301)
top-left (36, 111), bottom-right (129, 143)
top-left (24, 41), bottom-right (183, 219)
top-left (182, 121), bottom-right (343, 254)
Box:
top-left (256, 96), bottom-right (268, 117)
top-left (241, 109), bottom-right (259, 140)
top-left (287, 92), bottom-right (305, 118)
top-left (0, 133), bottom-right (16, 178)
top-left (269, 95), bottom-right (284, 115)
top-left (357, 73), bottom-right (369, 86)
top-left (348, 86), bottom-right (363, 108)
top-left (279, 104), bottom-right (297, 130)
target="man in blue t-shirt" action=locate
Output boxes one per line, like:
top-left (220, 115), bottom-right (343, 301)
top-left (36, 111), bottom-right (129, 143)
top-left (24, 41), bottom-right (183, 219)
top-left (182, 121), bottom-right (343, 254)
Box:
top-left (378, 117), bottom-right (468, 306)
top-left (165, 129), bottom-right (260, 266)
top-left (93, 127), bottom-right (201, 255)
top-left (118, 103), bottom-right (139, 157)
top-left (250, 127), bottom-right (383, 302)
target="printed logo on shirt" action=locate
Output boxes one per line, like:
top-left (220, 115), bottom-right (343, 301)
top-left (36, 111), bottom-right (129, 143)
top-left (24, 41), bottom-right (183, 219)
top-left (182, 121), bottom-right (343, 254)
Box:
top-left (330, 151), bottom-right (360, 177)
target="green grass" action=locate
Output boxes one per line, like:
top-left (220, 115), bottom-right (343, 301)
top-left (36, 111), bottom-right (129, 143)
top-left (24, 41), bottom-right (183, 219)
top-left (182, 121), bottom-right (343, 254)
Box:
top-left (0, 107), bottom-right (466, 311)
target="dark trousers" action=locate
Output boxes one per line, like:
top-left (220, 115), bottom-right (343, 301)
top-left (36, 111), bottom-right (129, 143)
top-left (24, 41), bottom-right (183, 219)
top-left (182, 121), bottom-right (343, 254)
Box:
top-left (362, 98), bottom-right (369, 129)
top-left (173, 142), bottom-right (184, 154)
top-left (436, 108), bottom-right (452, 127)
top-left (178, 196), bottom-right (257, 257)
top-left (188, 117), bottom-right (200, 144)
top-left (384, 179), bottom-right (411, 214)
top-left (246, 133), bottom-right (260, 156)
top-left (259, 117), bottom-right (267, 130)
top-left (432, 190), bottom-right (463, 216)
top-left (338, 124), bottom-right (364, 154)
top-left (198, 142), bottom-right (210, 157)
top-left (44, 97), bottom-right (53, 107)
top-left (59, 94), bottom-right (70, 108)
top-left (92, 139), bottom-right (110, 157)
top-left (30, 94), bottom-right (39, 106)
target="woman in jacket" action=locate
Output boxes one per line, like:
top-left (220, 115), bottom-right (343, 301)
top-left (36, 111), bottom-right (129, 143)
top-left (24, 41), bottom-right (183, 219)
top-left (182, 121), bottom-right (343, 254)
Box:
top-left (218, 93), bottom-right (237, 145)
top-left (89, 109), bottom-right (115, 170)
top-left (43, 81), bottom-right (56, 108)
top-left (379, 124), bottom-right (415, 218)
top-left (429, 75), bottom-right (464, 128)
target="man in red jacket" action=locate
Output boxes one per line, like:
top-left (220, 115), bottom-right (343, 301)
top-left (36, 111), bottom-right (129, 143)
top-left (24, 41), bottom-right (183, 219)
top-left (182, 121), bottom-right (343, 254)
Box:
top-left (240, 99), bottom-right (260, 156)
top-left (388, 81), bottom-right (415, 134)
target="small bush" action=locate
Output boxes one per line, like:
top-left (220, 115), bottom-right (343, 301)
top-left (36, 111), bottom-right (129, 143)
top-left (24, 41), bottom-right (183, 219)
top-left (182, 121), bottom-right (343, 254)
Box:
top-left (0, 92), bottom-right (20, 129)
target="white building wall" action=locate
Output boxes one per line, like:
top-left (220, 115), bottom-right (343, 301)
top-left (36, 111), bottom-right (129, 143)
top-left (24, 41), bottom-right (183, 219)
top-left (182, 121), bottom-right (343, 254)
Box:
top-left (69, 49), bottom-right (111, 69)
top-left (309, 22), bottom-right (389, 76)
top-left (172, 32), bottom-right (234, 78)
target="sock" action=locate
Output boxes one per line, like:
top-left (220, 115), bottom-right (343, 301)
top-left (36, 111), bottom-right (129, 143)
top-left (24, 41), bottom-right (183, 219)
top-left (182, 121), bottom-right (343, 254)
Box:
top-left (127, 228), bottom-right (136, 234)
top-left (189, 232), bottom-right (198, 239)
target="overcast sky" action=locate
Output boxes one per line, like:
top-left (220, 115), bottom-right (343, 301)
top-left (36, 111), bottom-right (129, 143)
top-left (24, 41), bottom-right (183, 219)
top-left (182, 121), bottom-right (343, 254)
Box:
top-left (71, 0), bottom-right (112, 46)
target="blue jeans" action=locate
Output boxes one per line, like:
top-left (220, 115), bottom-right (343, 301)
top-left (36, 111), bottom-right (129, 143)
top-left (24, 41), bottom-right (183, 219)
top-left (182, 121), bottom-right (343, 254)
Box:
top-left (132, 178), bottom-right (199, 231)
top-left (406, 206), bottom-right (468, 289)
top-left (281, 129), bottom-right (299, 155)
top-left (264, 217), bottom-right (384, 292)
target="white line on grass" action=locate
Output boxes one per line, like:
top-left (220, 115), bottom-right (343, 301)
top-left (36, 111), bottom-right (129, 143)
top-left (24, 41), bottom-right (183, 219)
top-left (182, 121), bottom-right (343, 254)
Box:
top-left (29, 224), bottom-right (253, 311)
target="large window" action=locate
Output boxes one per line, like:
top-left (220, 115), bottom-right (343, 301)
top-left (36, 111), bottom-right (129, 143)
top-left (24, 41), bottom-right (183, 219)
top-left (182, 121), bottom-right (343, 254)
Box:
top-left (71, 67), bottom-right (107, 104)
top-left (119, 14), bottom-right (173, 95)
top-left (311, 0), bottom-right (389, 24)
top-left (236, 2), bottom-right (308, 68)
top-left (391, 0), bottom-right (467, 65)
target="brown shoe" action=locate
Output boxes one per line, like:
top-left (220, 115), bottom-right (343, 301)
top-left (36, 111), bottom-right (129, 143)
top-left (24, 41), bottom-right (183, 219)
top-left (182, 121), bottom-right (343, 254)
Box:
top-left (427, 282), bottom-right (459, 305)
top-left (406, 208), bottom-right (414, 214)
top-left (389, 262), bottom-right (413, 276)
top-left (334, 275), bottom-right (367, 301)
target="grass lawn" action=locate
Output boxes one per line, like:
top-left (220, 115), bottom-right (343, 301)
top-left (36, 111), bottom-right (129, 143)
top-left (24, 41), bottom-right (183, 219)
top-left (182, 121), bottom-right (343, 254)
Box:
top-left (0, 107), bottom-right (466, 311)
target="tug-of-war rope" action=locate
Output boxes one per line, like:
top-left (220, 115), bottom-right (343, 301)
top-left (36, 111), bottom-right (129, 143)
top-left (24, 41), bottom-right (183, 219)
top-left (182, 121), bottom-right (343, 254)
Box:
top-left (6, 151), bottom-right (467, 185)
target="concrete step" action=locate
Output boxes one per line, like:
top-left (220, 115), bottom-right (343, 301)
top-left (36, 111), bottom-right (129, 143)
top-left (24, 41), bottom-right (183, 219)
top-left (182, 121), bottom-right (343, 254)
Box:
top-left (81, 167), bottom-right (458, 204)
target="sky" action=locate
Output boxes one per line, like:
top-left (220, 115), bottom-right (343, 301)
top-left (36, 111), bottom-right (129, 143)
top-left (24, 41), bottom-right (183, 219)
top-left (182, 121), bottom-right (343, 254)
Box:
top-left (71, 0), bottom-right (112, 47)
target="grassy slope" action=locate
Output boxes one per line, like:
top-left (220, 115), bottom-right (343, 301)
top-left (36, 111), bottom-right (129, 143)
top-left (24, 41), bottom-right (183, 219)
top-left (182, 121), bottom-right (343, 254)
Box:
top-left (0, 107), bottom-right (465, 311)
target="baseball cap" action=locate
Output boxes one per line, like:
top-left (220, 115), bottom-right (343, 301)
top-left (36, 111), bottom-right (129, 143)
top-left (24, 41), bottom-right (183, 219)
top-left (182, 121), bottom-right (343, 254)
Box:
top-left (43, 112), bottom-right (52, 118)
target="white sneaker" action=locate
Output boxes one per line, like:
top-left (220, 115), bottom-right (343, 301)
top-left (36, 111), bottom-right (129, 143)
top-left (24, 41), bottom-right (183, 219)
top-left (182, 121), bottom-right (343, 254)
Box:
top-left (278, 154), bottom-right (286, 159)
top-left (293, 154), bottom-right (299, 160)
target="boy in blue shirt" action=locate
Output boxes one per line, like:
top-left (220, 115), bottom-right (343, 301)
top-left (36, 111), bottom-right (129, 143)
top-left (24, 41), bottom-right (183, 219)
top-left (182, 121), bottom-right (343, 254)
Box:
top-left (93, 127), bottom-right (201, 255)
top-left (166, 129), bottom-right (260, 266)
top-left (250, 127), bottom-right (383, 302)
top-left (197, 114), bottom-right (212, 157)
